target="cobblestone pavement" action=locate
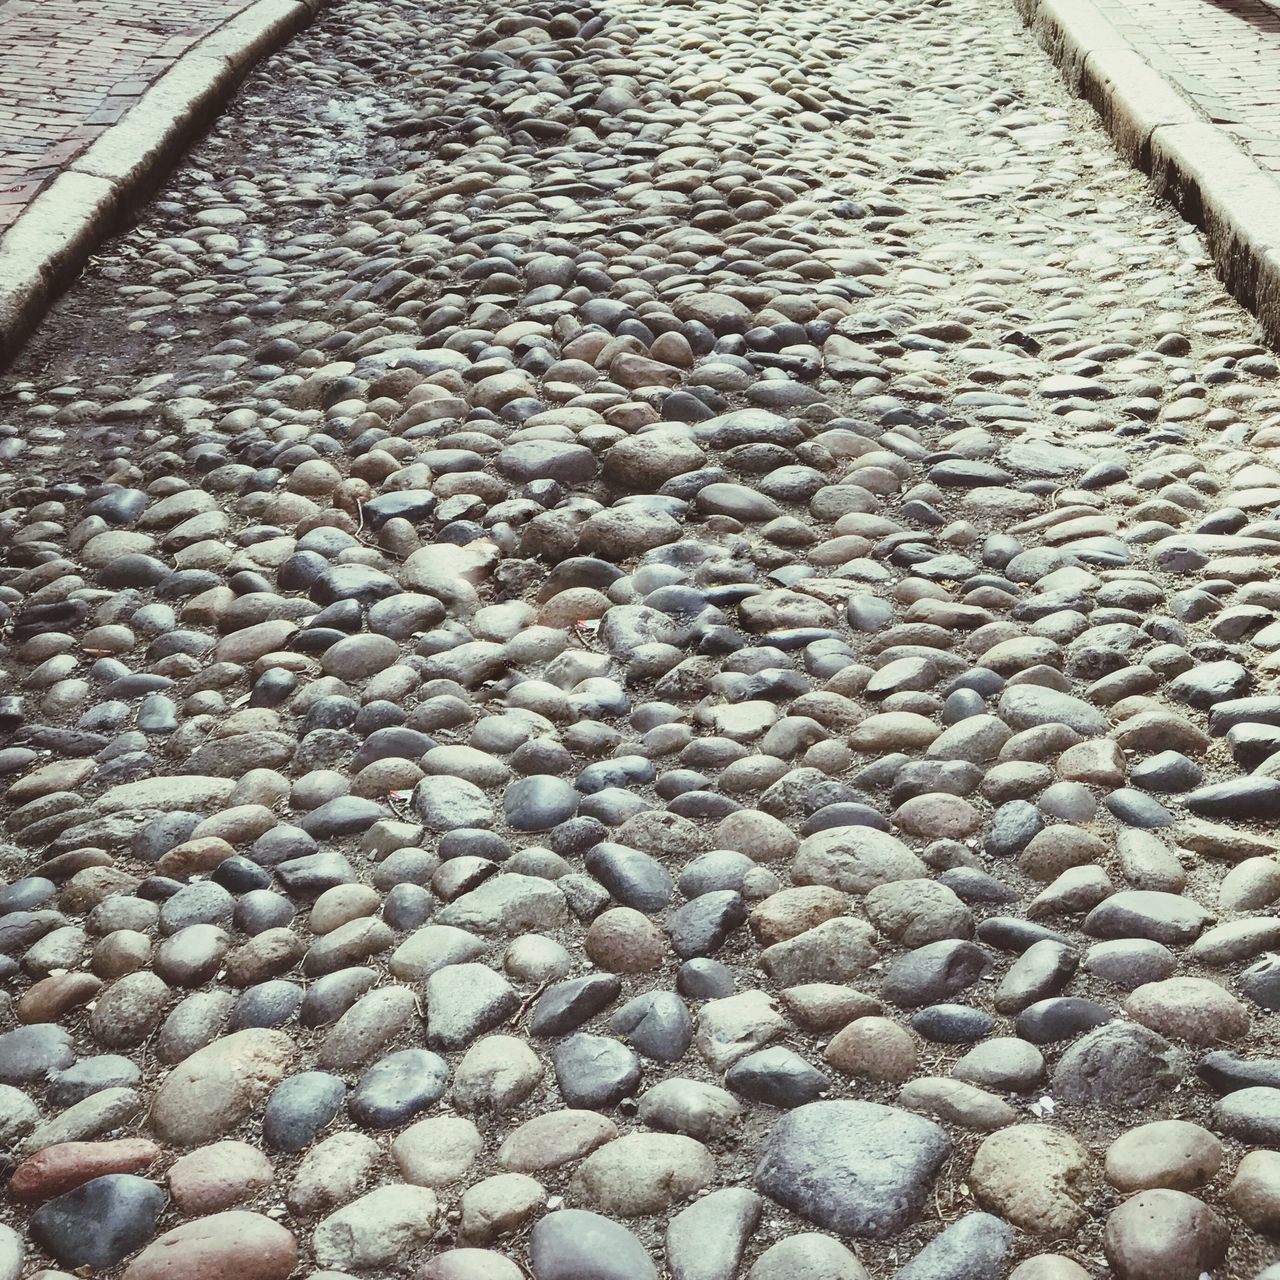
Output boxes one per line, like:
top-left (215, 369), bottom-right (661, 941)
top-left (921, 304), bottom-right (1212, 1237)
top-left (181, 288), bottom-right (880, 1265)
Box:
top-left (1093, 0), bottom-right (1280, 175)
top-left (0, 0), bottom-right (266, 233)
top-left (4, 0), bottom-right (1280, 1277)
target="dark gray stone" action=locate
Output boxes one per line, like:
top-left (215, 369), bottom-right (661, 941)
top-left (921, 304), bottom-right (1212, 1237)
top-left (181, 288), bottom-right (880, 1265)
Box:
top-left (348, 1048), bottom-right (448, 1128)
top-left (880, 941), bottom-right (993, 1008)
top-left (532, 975), bottom-right (623, 1038)
top-left (504, 775), bottom-right (580, 831)
top-left (726, 1046), bottom-right (828, 1108)
top-left (667, 890), bottom-right (747, 958)
top-left (262, 1071), bottom-right (346, 1151)
top-left (552, 1034), bottom-right (641, 1110)
top-left (30, 1175), bottom-right (165, 1269)
top-left (754, 1100), bottom-right (950, 1237)
top-left (609, 992), bottom-right (693, 1062)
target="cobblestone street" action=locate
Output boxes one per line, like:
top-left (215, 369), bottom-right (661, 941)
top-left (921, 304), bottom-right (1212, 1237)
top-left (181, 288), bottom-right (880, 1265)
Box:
top-left (0, 0), bottom-right (267, 231)
top-left (3, 0), bottom-right (1280, 1276)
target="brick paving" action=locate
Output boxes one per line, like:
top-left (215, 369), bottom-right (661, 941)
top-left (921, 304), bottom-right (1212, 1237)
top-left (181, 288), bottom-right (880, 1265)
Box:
top-left (0, 0), bottom-right (262, 233)
top-left (1092, 0), bottom-right (1280, 175)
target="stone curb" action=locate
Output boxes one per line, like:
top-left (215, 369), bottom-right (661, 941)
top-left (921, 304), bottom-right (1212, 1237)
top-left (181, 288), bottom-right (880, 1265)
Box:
top-left (0, 0), bottom-right (324, 371)
top-left (1014, 0), bottom-right (1280, 349)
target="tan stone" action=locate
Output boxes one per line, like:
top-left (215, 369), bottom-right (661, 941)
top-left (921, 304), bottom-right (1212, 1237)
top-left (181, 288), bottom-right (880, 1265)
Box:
top-left (750, 886), bottom-right (849, 945)
top-left (393, 1116), bottom-right (483, 1187)
top-left (168, 1140), bottom-right (275, 1213)
top-left (584, 908), bottom-right (664, 972)
top-left (498, 1110), bottom-right (617, 1172)
top-left (1228, 1149), bottom-right (1280, 1233)
top-left (823, 1016), bottom-right (916, 1083)
top-left (1125, 977), bottom-right (1249, 1046)
top-left (458, 1172), bottom-right (545, 1245)
top-left (150, 1028), bottom-right (294, 1146)
top-left (1019, 827), bottom-right (1109, 881)
top-left (1103, 1189), bottom-right (1226, 1279)
top-left (156, 836), bottom-right (235, 878)
top-left (779, 984), bottom-right (880, 1032)
top-left (892, 793), bottom-right (981, 839)
top-left (1009, 1258), bottom-right (1092, 1280)
top-left (1104, 1120), bottom-right (1222, 1192)
top-left (969, 1125), bottom-right (1092, 1238)
top-left (570, 1133), bottom-right (713, 1217)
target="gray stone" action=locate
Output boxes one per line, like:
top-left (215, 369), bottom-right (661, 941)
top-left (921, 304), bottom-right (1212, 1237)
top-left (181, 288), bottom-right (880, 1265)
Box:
top-left (665, 1187), bottom-right (762, 1280)
top-left (754, 1100), bottom-right (950, 1237)
top-left (530, 1209), bottom-right (658, 1280)
top-left (897, 1212), bottom-right (1013, 1280)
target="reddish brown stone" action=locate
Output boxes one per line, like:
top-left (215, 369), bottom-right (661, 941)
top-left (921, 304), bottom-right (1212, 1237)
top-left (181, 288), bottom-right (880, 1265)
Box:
top-left (9, 1138), bottom-right (161, 1201)
top-left (168, 1140), bottom-right (274, 1213)
top-left (156, 836), bottom-right (235, 878)
top-left (122, 1212), bottom-right (296, 1280)
top-left (16, 971), bottom-right (102, 1024)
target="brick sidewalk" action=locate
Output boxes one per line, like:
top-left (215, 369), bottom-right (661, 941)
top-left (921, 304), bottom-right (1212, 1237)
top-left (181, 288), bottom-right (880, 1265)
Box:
top-left (0, 0), bottom-right (262, 233)
top-left (1092, 0), bottom-right (1280, 177)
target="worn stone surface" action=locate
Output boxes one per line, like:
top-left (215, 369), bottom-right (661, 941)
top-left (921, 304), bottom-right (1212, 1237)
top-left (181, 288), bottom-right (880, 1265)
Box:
top-left (2, 0), bottom-right (1280, 1272)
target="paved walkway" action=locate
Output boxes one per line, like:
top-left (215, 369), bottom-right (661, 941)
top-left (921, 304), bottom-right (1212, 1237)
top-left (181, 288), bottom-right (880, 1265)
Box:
top-left (5, 0), bottom-right (1280, 1274)
top-left (1094, 0), bottom-right (1280, 177)
top-left (0, 0), bottom-right (263, 233)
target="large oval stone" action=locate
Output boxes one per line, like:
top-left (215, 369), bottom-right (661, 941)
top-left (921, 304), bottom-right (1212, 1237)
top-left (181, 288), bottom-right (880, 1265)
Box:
top-left (150, 1028), bottom-right (294, 1146)
top-left (123, 1211), bottom-right (296, 1280)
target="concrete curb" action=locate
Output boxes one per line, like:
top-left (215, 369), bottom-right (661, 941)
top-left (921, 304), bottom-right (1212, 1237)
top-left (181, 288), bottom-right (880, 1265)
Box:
top-left (0, 0), bottom-right (324, 371)
top-left (1014, 0), bottom-right (1280, 349)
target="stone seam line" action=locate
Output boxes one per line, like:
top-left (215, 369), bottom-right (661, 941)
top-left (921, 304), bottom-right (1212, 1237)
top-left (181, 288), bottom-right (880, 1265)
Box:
top-left (0, 0), bottom-right (326, 371)
top-left (1014, 0), bottom-right (1280, 351)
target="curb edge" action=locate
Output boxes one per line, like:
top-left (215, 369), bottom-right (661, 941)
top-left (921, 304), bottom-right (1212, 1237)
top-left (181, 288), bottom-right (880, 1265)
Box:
top-left (1017, 0), bottom-right (1280, 349)
top-left (0, 0), bottom-right (320, 372)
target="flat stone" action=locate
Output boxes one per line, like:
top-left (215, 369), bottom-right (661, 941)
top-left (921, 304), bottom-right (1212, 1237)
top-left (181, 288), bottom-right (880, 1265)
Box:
top-left (571, 1132), bottom-right (714, 1217)
top-left (166, 1140), bottom-right (275, 1213)
top-left (498, 1110), bottom-right (618, 1173)
top-left (791, 825), bottom-right (927, 893)
top-left (457, 1172), bottom-right (545, 1246)
top-left (312, 1185), bottom-right (438, 1270)
top-left (753, 1100), bottom-right (949, 1237)
top-left (149, 1028), bottom-right (294, 1146)
top-left (122, 1212), bottom-right (296, 1280)
top-left (393, 1115), bottom-right (483, 1188)
top-left (637, 1078), bottom-right (742, 1141)
top-left (1125, 976), bottom-right (1249, 1045)
top-left (1082, 891), bottom-right (1211, 944)
top-left (529, 1209), bottom-right (658, 1280)
top-left (1103, 1189), bottom-right (1227, 1280)
top-left (30, 1174), bottom-right (165, 1270)
top-left (747, 1234), bottom-right (868, 1279)
top-left (969, 1125), bottom-right (1092, 1238)
top-left (425, 963), bottom-right (518, 1050)
top-left (1105, 1121), bottom-right (1222, 1192)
